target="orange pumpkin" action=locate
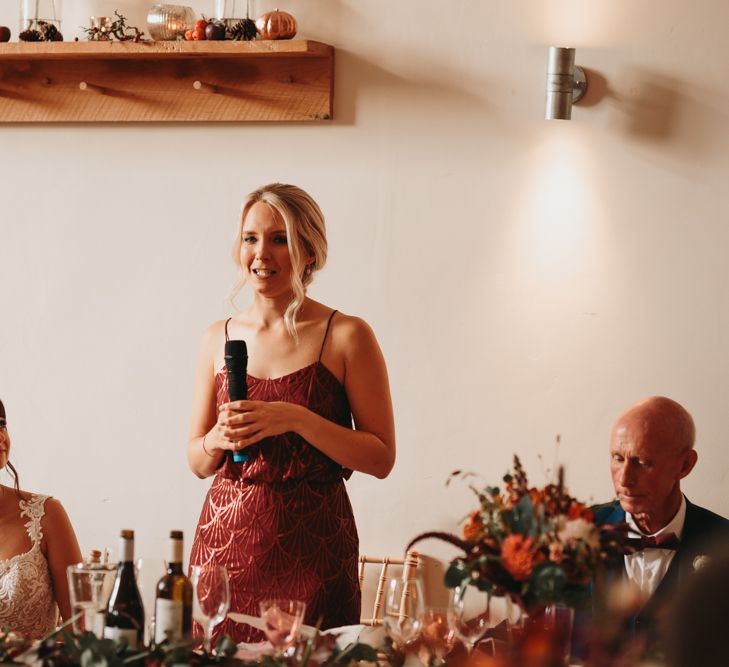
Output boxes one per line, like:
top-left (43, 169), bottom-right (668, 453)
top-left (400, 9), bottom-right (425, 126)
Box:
top-left (255, 9), bottom-right (297, 40)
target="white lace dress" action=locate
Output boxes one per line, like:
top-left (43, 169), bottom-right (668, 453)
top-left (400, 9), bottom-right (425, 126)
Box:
top-left (0, 494), bottom-right (59, 638)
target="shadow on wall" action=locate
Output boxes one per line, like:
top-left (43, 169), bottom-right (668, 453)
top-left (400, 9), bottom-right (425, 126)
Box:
top-left (333, 50), bottom-right (490, 127)
top-left (606, 67), bottom-right (729, 160)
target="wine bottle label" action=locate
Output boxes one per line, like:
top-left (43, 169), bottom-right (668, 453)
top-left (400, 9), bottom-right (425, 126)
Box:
top-left (154, 599), bottom-right (183, 643)
top-left (103, 626), bottom-right (139, 649)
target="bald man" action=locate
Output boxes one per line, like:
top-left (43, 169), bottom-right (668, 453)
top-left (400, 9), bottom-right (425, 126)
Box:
top-left (593, 396), bottom-right (729, 646)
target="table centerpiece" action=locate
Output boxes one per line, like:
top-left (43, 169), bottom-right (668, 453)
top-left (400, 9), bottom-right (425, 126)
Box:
top-left (407, 455), bottom-right (630, 613)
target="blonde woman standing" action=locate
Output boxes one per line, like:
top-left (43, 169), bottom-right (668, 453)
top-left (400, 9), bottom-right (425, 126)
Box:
top-left (187, 183), bottom-right (395, 643)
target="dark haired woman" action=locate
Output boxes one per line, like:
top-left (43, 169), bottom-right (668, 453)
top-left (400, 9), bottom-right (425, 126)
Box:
top-left (0, 398), bottom-right (82, 638)
top-left (187, 183), bottom-right (396, 643)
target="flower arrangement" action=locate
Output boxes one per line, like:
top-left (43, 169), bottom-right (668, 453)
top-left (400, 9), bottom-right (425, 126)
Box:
top-left (408, 455), bottom-right (628, 610)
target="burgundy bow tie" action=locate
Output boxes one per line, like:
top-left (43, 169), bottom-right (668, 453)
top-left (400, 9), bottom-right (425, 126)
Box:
top-left (627, 532), bottom-right (680, 551)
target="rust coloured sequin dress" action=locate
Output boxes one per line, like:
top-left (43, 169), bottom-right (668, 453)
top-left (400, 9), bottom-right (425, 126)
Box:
top-left (189, 315), bottom-right (361, 643)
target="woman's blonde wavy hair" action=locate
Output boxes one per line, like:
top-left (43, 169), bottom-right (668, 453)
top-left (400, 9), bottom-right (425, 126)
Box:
top-left (230, 183), bottom-right (328, 339)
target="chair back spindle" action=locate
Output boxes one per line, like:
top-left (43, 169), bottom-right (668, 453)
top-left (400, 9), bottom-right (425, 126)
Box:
top-left (358, 551), bottom-right (420, 626)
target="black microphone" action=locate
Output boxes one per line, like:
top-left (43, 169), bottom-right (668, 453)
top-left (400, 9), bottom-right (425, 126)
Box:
top-left (224, 340), bottom-right (249, 463)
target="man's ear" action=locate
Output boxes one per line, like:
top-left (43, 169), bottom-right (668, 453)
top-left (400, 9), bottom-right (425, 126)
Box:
top-left (678, 449), bottom-right (698, 480)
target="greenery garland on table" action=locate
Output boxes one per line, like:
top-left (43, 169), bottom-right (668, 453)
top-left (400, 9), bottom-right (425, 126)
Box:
top-left (0, 621), bottom-right (378, 667)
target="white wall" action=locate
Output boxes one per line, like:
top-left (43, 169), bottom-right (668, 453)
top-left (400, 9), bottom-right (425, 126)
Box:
top-left (2, 0), bottom-right (728, 576)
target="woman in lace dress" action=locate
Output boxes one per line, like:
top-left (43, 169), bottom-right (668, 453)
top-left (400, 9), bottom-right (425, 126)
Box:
top-left (0, 398), bottom-right (82, 638)
top-left (187, 183), bottom-right (396, 642)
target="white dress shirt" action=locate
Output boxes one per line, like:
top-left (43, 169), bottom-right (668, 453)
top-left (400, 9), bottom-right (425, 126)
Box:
top-left (624, 494), bottom-right (686, 597)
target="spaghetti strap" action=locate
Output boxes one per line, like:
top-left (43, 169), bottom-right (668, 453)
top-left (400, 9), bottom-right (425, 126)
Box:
top-left (318, 310), bottom-right (338, 362)
top-left (225, 318), bottom-right (232, 342)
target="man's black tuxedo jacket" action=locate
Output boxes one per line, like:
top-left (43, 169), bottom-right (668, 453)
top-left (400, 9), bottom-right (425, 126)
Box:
top-left (592, 497), bottom-right (729, 644)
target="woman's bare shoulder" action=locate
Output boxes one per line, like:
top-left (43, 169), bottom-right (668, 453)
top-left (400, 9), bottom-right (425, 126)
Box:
top-left (330, 311), bottom-right (376, 341)
top-left (198, 319), bottom-right (231, 357)
top-left (201, 318), bottom-right (230, 341)
top-left (41, 496), bottom-right (66, 517)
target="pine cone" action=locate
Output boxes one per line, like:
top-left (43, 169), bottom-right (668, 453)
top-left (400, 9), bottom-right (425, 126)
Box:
top-left (229, 18), bottom-right (257, 41)
top-left (19, 29), bottom-right (42, 41)
top-left (39, 22), bottom-right (63, 41)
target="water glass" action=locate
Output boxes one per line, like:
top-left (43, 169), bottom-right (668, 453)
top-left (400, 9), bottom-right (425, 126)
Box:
top-left (544, 603), bottom-right (575, 664)
top-left (419, 607), bottom-right (455, 666)
top-left (66, 563), bottom-right (117, 637)
top-left (447, 585), bottom-right (509, 653)
top-left (191, 565), bottom-right (230, 653)
top-left (382, 577), bottom-right (424, 649)
top-left (259, 599), bottom-right (306, 656)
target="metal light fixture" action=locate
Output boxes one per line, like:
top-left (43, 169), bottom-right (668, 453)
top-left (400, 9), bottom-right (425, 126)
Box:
top-left (545, 46), bottom-right (587, 120)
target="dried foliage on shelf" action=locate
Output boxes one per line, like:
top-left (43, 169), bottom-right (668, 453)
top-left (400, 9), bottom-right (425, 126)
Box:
top-left (82, 11), bottom-right (145, 42)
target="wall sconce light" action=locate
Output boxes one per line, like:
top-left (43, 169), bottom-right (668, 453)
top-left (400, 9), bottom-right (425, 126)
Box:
top-left (545, 46), bottom-right (587, 120)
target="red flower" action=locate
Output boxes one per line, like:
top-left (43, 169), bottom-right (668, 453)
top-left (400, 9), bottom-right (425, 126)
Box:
top-left (501, 535), bottom-right (537, 581)
top-left (463, 511), bottom-right (484, 541)
top-left (568, 502), bottom-right (594, 521)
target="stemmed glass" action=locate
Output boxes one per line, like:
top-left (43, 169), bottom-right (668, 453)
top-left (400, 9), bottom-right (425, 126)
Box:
top-left (447, 585), bottom-right (510, 654)
top-left (419, 607), bottom-right (455, 666)
top-left (259, 599), bottom-right (306, 657)
top-left (191, 565), bottom-right (230, 653)
top-left (544, 603), bottom-right (575, 664)
top-left (135, 557), bottom-right (167, 645)
top-left (382, 577), bottom-right (424, 650)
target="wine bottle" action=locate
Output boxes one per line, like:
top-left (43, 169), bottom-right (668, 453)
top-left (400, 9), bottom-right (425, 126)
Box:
top-left (154, 530), bottom-right (193, 644)
top-left (104, 529), bottom-right (145, 649)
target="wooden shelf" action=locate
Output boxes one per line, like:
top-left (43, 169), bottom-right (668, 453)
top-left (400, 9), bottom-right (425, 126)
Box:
top-left (0, 40), bottom-right (334, 122)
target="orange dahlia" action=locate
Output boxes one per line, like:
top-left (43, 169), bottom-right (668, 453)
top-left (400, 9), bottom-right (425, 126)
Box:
top-left (501, 534), bottom-right (537, 581)
top-left (463, 510), bottom-right (484, 541)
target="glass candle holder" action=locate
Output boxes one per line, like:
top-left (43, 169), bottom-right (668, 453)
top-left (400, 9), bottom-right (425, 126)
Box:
top-left (146, 4), bottom-right (194, 41)
top-left (214, 0), bottom-right (255, 21)
top-left (20, 0), bottom-right (63, 40)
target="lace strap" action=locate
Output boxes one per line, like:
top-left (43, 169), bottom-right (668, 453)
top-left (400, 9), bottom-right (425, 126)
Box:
top-left (19, 494), bottom-right (49, 547)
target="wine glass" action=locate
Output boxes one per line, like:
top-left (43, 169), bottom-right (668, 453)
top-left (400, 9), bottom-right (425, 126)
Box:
top-left (447, 585), bottom-right (510, 654)
top-left (190, 565), bottom-right (230, 653)
top-left (382, 577), bottom-right (424, 650)
top-left (135, 557), bottom-right (167, 645)
top-left (419, 607), bottom-right (456, 666)
top-left (259, 598), bottom-right (306, 656)
top-left (544, 603), bottom-right (575, 664)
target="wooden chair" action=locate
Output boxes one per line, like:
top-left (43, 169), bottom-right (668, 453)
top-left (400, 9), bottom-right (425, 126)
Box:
top-left (358, 550), bottom-right (420, 626)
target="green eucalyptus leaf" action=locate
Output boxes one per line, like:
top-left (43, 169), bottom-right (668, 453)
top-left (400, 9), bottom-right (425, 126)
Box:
top-left (333, 641), bottom-right (379, 663)
top-left (216, 635), bottom-right (238, 657)
top-left (80, 647), bottom-right (110, 667)
top-left (444, 563), bottom-right (466, 588)
top-left (474, 578), bottom-right (493, 592)
top-left (530, 561), bottom-right (567, 602)
top-left (509, 496), bottom-right (535, 535)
